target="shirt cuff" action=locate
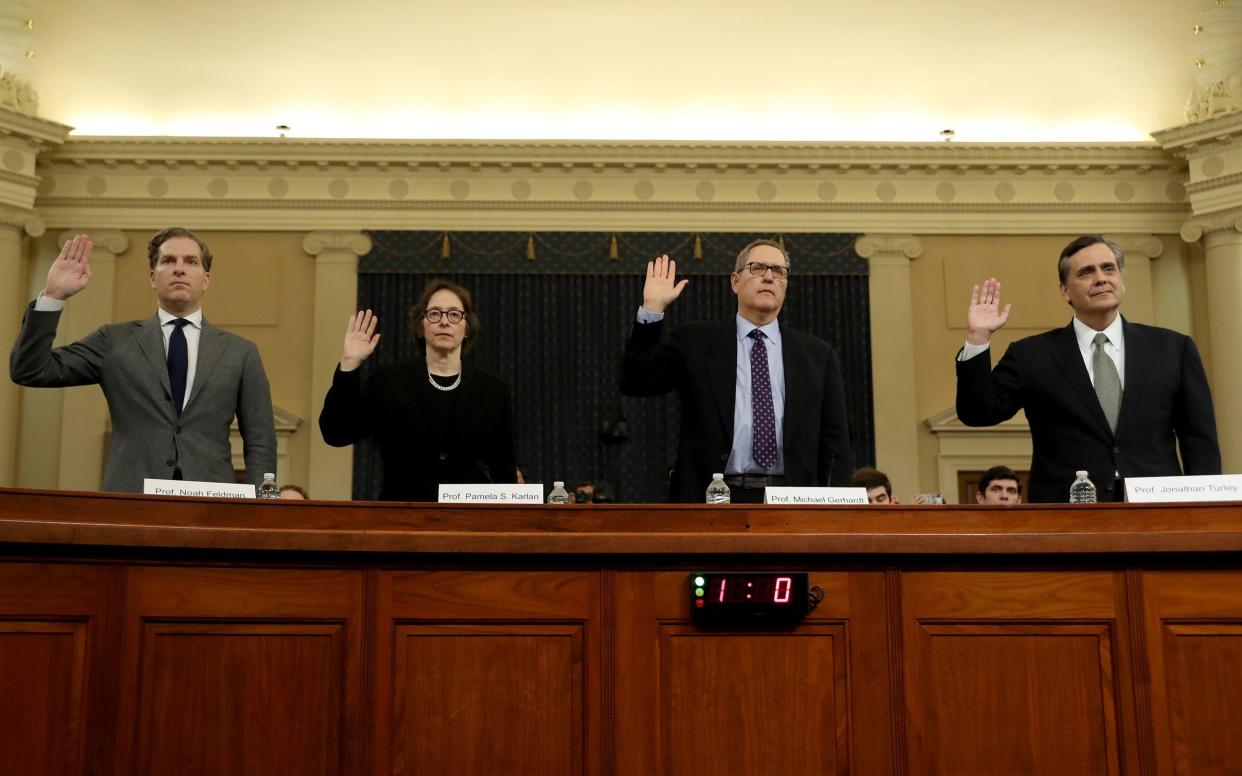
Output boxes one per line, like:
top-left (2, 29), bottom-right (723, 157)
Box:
top-left (636, 306), bottom-right (664, 324)
top-left (958, 340), bottom-right (990, 361)
top-left (34, 294), bottom-right (65, 312)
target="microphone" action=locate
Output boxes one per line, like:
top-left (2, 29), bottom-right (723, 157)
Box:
top-left (476, 460), bottom-right (494, 483)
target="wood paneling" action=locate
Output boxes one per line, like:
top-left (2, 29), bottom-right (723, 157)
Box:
top-left (379, 570), bottom-right (600, 776)
top-left (114, 566), bottom-right (365, 775)
top-left (902, 571), bottom-right (1136, 775)
top-left (0, 563), bottom-right (112, 776)
top-left (1142, 571), bottom-right (1242, 774)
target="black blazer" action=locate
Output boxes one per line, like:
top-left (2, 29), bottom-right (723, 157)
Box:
top-left (319, 359), bottom-right (516, 502)
top-left (621, 319), bottom-right (854, 503)
top-left (956, 318), bottom-right (1220, 503)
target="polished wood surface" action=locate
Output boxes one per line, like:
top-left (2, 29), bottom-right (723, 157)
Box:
top-left (3, 487), bottom-right (1242, 775)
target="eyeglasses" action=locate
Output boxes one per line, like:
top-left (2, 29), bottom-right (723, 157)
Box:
top-left (740, 262), bottom-right (790, 280)
top-left (424, 308), bottom-right (465, 324)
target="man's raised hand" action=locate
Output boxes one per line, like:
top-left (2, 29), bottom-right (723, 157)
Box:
top-left (642, 254), bottom-right (689, 314)
top-left (966, 278), bottom-right (1011, 345)
top-left (43, 234), bottom-right (94, 301)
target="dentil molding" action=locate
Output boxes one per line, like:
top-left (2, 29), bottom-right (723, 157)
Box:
top-left (32, 137), bottom-right (1192, 234)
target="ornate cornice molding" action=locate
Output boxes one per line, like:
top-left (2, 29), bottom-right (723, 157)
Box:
top-left (0, 105), bottom-right (71, 148)
top-left (1153, 111), bottom-right (1242, 155)
top-left (302, 230), bottom-right (372, 257)
top-left (31, 137), bottom-right (1192, 234)
top-left (855, 234), bottom-right (923, 260)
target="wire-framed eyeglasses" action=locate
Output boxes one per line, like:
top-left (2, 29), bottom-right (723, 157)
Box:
top-left (740, 262), bottom-right (790, 280)
top-left (424, 308), bottom-right (466, 324)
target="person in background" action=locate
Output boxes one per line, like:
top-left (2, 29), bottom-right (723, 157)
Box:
top-left (279, 484), bottom-right (308, 500)
top-left (852, 466), bottom-right (896, 504)
top-left (319, 279), bottom-right (516, 502)
top-left (976, 466), bottom-right (1022, 506)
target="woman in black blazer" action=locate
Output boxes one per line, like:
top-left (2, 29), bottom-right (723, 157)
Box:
top-left (319, 279), bottom-right (516, 502)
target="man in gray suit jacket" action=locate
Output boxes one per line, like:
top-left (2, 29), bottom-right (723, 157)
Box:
top-left (10, 228), bottom-right (276, 492)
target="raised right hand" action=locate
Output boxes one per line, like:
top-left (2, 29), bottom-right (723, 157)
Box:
top-left (966, 278), bottom-right (1011, 345)
top-left (43, 234), bottom-right (94, 301)
top-left (642, 254), bottom-right (689, 314)
top-left (340, 310), bottom-right (380, 372)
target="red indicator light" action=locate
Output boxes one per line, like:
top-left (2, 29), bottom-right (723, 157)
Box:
top-left (695, 599), bottom-right (705, 608)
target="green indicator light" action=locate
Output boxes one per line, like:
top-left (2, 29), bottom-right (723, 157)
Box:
top-left (694, 576), bottom-right (705, 586)
top-left (695, 587), bottom-right (705, 597)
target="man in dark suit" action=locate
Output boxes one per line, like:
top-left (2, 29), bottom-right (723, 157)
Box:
top-left (620, 239), bottom-right (854, 503)
top-left (10, 229), bottom-right (277, 492)
top-left (956, 235), bottom-right (1220, 503)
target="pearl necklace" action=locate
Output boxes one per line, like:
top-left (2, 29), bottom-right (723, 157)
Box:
top-left (428, 370), bottom-right (462, 392)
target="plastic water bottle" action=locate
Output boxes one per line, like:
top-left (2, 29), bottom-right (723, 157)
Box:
top-left (547, 481), bottom-right (571, 504)
top-left (257, 473), bottom-right (280, 499)
top-left (1069, 470), bottom-right (1097, 504)
top-left (705, 473), bottom-right (731, 505)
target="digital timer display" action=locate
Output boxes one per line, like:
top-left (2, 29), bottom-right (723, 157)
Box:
top-left (690, 572), bottom-right (810, 620)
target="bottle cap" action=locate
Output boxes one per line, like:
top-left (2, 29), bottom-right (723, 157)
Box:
top-left (1075, 470), bottom-right (1088, 477)
top-left (553, 481), bottom-right (564, 487)
top-left (263, 473), bottom-right (275, 479)
top-left (712, 473), bottom-right (723, 479)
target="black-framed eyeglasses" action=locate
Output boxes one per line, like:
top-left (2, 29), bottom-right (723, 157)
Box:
top-left (424, 308), bottom-right (466, 324)
top-left (740, 262), bottom-right (790, 280)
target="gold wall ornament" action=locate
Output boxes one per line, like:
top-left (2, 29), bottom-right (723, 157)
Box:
top-left (440, 232), bottom-right (451, 259)
top-left (525, 233), bottom-right (536, 261)
top-left (693, 233), bottom-right (703, 260)
top-left (608, 234), bottom-right (618, 261)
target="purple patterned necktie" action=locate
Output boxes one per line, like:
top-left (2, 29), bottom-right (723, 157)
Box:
top-left (748, 329), bottom-right (777, 470)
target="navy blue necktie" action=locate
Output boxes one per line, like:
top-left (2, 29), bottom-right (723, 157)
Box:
top-left (748, 329), bottom-right (778, 470)
top-left (167, 318), bottom-right (191, 416)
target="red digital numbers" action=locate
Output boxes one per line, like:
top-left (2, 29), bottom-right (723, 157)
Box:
top-left (717, 578), bottom-right (727, 603)
top-left (773, 576), bottom-right (791, 603)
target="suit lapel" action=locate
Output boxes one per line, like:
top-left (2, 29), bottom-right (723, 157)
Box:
top-left (779, 324), bottom-right (805, 444)
top-left (708, 324), bottom-right (736, 440)
top-left (135, 314), bottom-right (173, 397)
top-left (1116, 316), bottom-right (1142, 433)
top-left (1051, 320), bottom-right (1114, 438)
top-left (184, 318), bottom-right (223, 414)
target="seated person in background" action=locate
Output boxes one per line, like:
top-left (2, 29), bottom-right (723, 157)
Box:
top-left (574, 481), bottom-right (596, 504)
top-left (279, 485), bottom-right (308, 500)
top-left (976, 466), bottom-right (1022, 506)
top-left (515, 464), bottom-right (527, 484)
top-left (852, 467), bottom-right (896, 504)
top-left (319, 279), bottom-right (516, 502)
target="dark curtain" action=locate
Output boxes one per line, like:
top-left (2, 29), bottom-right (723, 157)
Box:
top-left (350, 231), bottom-right (873, 503)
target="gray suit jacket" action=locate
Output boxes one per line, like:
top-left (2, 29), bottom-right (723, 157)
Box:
top-left (10, 303), bottom-right (277, 492)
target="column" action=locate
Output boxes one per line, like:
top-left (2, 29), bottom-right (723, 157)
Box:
top-left (55, 230), bottom-right (129, 491)
top-left (855, 234), bottom-right (922, 497)
top-left (1106, 234), bottom-right (1162, 325)
top-left (1184, 213), bottom-right (1242, 473)
top-left (304, 231), bottom-right (372, 500)
top-left (0, 216), bottom-right (31, 485)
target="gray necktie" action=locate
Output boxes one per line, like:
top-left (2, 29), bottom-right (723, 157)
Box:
top-left (1092, 332), bottom-right (1122, 432)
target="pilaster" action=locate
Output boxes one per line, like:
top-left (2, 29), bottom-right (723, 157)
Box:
top-left (855, 234), bottom-right (922, 498)
top-left (1106, 233), bottom-right (1163, 325)
top-left (304, 230), bottom-right (372, 500)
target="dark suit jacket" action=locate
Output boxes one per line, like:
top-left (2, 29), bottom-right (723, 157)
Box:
top-left (620, 319), bottom-right (854, 502)
top-left (956, 317), bottom-right (1220, 503)
top-left (10, 303), bottom-right (277, 492)
top-left (319, 359), bottom-right (516, 502)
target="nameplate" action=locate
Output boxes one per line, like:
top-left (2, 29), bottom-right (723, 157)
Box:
top-left (143, 479), bottom-right (256, 499)
top-left (438, 483), bottom-right (545, 504)
top-left (764, 486), bottom-right (869, 505)
top-left (1125, 474), bottom-right (1242, 503)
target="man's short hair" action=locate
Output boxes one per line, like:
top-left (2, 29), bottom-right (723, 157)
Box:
top-left (1057, 235), bottom-right (1124, 284)
top-left (978, 465), bottom-right (1022, 496)
top-left (409, 278), bottom-right (481, 354)
top-left (148, 227), bottom-right (213, 272)
top-left (734, 238), bottom-right (791, 272)
top-left (279, 484), bottom-right (308, 498)
top-left (851, 466), bottom-right (892, 497)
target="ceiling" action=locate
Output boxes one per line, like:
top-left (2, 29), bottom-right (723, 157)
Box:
top-left (27, 0), bottom-right (1219, 142)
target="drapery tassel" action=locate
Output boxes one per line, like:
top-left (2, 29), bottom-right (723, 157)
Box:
top-left (693, 233), bottom-right (703, 260)
top-left (608, 234), bottom-right (619, 261)
top-left (776, 234), bottom-right (786, 254)
top-left (440, 233), bottom-right (452, 260)
top-left (525, 233), bottom-right (537, 261)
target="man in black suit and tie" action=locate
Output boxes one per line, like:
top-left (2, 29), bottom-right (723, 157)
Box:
top-left (10, 228), bottom-right (276, 492)
top-left (956, 235), bottom-right (1220, 503)
top-left (620, 239), bottom-right (854, 503)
